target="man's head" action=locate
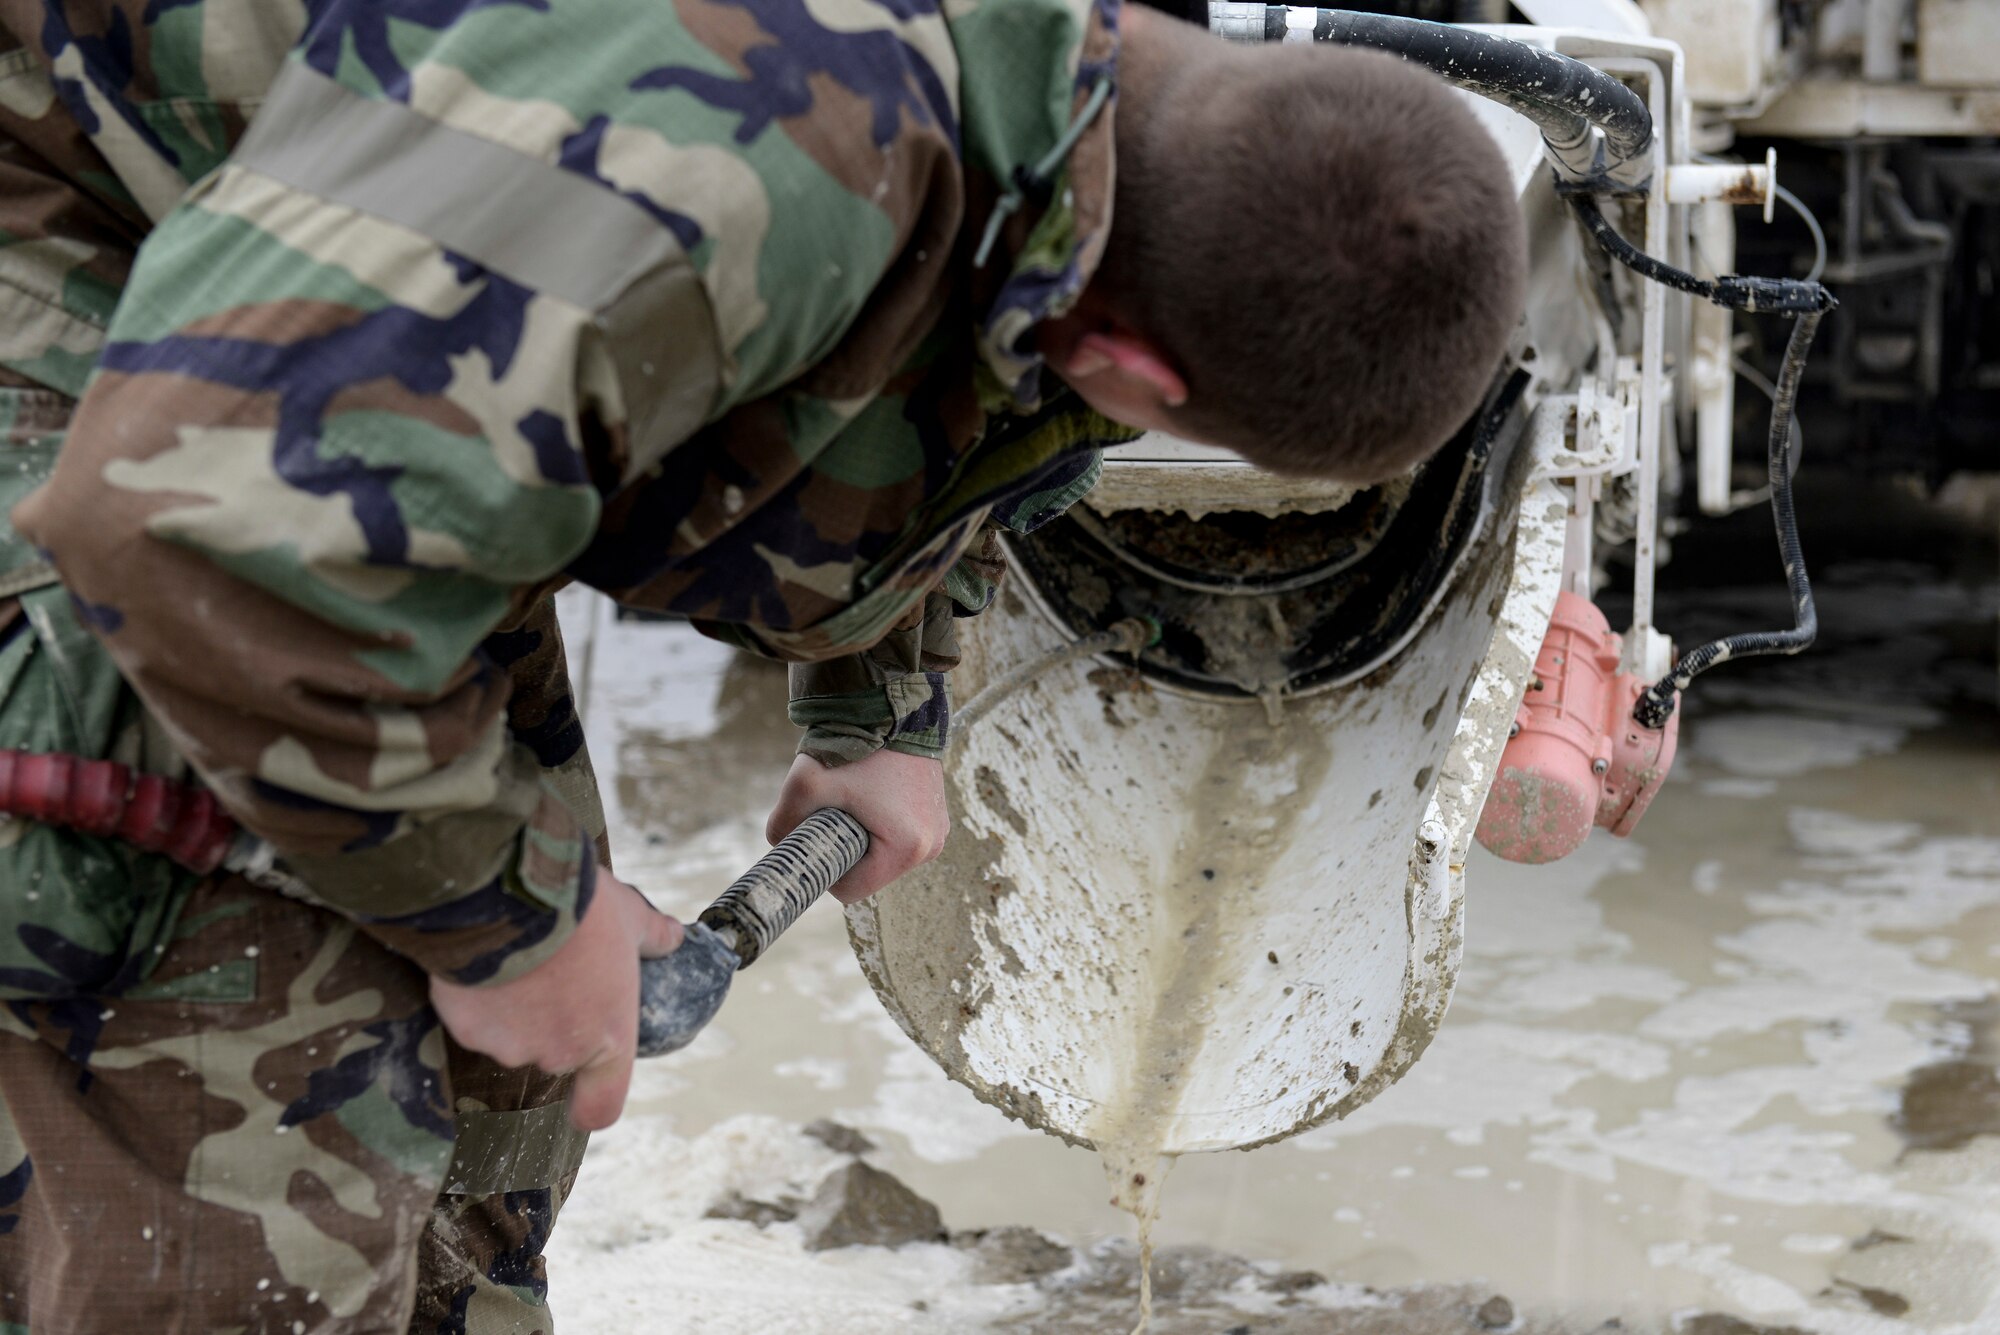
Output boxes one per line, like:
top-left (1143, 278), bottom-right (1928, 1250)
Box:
top-left (1042, 10), bottom-right (1528, 482)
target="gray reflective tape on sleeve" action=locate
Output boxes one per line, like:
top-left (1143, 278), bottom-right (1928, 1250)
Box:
top-left (233, 63), bottom-right (678, 312)
top-left (442, 1099), bottom-right (591, 1196)
top-left (229, 61), bottom-right (723, 477)
top-left (0, 562), bottom-right (61, 600)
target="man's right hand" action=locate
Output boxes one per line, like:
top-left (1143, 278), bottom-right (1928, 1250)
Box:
top-left (765, 748), bottom-right (950, 904)
top-left (429, 866), bottom-right (683, 1131)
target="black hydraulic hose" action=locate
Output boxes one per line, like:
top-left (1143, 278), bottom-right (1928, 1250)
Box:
top-left (1568, 188), bottom-right (1832, 731)
top-left (1632, 311), bottom-right (1826, 730)
top-left (1563, 189), bottom-right (1835, 728)
top-left (1568, 195), bottom-right (1838, 315)
top-left (1207, 5), bottom-right (1654, 185)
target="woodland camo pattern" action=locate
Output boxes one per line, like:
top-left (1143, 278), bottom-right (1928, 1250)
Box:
top-left (0, 0), bottom-right (1131, 1325)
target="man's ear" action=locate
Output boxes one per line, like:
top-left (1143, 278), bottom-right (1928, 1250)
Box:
top-left (1060, 329), bottom-right (1189, 409)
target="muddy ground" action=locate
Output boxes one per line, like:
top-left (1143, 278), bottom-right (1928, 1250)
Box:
top-left (546, 477), bottom-right (1999, 1333)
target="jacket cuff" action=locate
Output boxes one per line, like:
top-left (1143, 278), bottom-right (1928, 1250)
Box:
top-left (789, 671), bottom-right (951, 768)
top-left (278, 747), bottom-right (595, 986)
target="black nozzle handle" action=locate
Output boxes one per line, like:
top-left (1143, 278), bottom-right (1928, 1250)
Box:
top-left (635, 807), bottom-right (870, 1056)
top-left (634, 922), bottom-right (740, 1057)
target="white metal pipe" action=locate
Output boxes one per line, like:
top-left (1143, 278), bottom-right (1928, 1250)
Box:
top-left (1561, 476), bottom-right (1599, 599)
top-left (1662, 158), bottom-right (1775, 219)
top-left (1864, 0), bottom-right (1907, 82)
top-left (1692, 197), bottom-right (1738, 516)
top-left (1591, 57), bottom-right (1669, 677)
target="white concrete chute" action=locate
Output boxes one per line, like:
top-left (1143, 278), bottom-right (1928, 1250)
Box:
top-left (848, 449), bottom-right (1565, 1154)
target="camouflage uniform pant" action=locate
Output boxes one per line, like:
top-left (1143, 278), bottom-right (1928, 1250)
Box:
top-left (0, 871), bottom-right (590, 1334)
top-left (0, 382), bottom-right (599, 1332)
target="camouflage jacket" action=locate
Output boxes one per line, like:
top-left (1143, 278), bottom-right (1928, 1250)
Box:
top-left (2, 0), bottom-right (1136, 990)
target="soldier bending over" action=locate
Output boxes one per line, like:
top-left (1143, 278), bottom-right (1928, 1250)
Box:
top-left (0, 0), bottom-right (1524, 1327)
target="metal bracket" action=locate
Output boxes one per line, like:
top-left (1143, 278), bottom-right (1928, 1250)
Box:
top-left (1527, 358), bottom-right (1641, 482)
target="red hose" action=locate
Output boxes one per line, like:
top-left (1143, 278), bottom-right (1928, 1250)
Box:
top-left (0, 749), bottom-right (237, 874)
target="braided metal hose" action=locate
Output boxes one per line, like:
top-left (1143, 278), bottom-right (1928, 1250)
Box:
top-left (697, 808), bottom-right (871, 967)
top-left (1632, 312), bottom-right (1826, 728)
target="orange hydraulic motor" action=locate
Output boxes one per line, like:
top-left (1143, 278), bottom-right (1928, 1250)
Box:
top-left (1475, 591), bottom-right (1679, 864)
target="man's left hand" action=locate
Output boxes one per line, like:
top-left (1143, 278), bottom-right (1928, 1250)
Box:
top-left (765, 749), bottom-right (950, 904)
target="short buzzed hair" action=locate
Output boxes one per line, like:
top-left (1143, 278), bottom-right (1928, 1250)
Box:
top-left (1098, 39), bottom-right (1528, 480)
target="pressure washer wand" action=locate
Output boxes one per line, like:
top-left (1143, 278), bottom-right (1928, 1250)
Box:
top-left (636, 807), bottom-right (869, 1055)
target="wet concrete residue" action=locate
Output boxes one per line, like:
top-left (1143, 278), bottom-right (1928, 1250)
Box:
top-left (673, 1130), bottom-right (1715, 1334)
top-left (995, 1242), bottom-right (1618, 1335)
top-left (872, 777), bottom-right (1019, 1054)
top-left (1827, 1278), bottom-right (1910, 1317)
top-left (1087, 716), bottom-right (1337, 1330)
top-left (1849, 1228), bottom-right (1912, 1251)
top-left (1089, 663), bottom-right (1152, 728)
top-left (973, 765), bottom-right (1031, 837)
top-left (1896, 1059), bottom-right (2000, 1152)
top-left (1422, 690), bottom-right (1449, 731)
top-left (1189, 589), bottom-right (1299, 703)
top-left (1679, 1317), bottom-right (1819, 1335)
top-left (1897, 997), bottom-right (2000, 1152)
top-left (959, 1226), bottom-right (1076, 1285)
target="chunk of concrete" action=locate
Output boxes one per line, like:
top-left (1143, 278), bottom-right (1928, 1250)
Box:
top-left (703, 1192), bottom-right (799, 1227)
top-left (1682, 1316), bottom-right (1819, 1335)
top-left (955, 1226), bottom-right (1075, 1284)
top-left (795, 1161), bottom-right (945, 1251)
top-left (1149, 1245), bottom-right (1259, 1300)
top-left (1261, 1268), bottom-right (1328, 1295)
top-left (801, 1119), bottom-right (878, 1156)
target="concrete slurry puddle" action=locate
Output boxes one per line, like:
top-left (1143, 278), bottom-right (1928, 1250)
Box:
top-left (548, 485), bottom-right (1999, 1334)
